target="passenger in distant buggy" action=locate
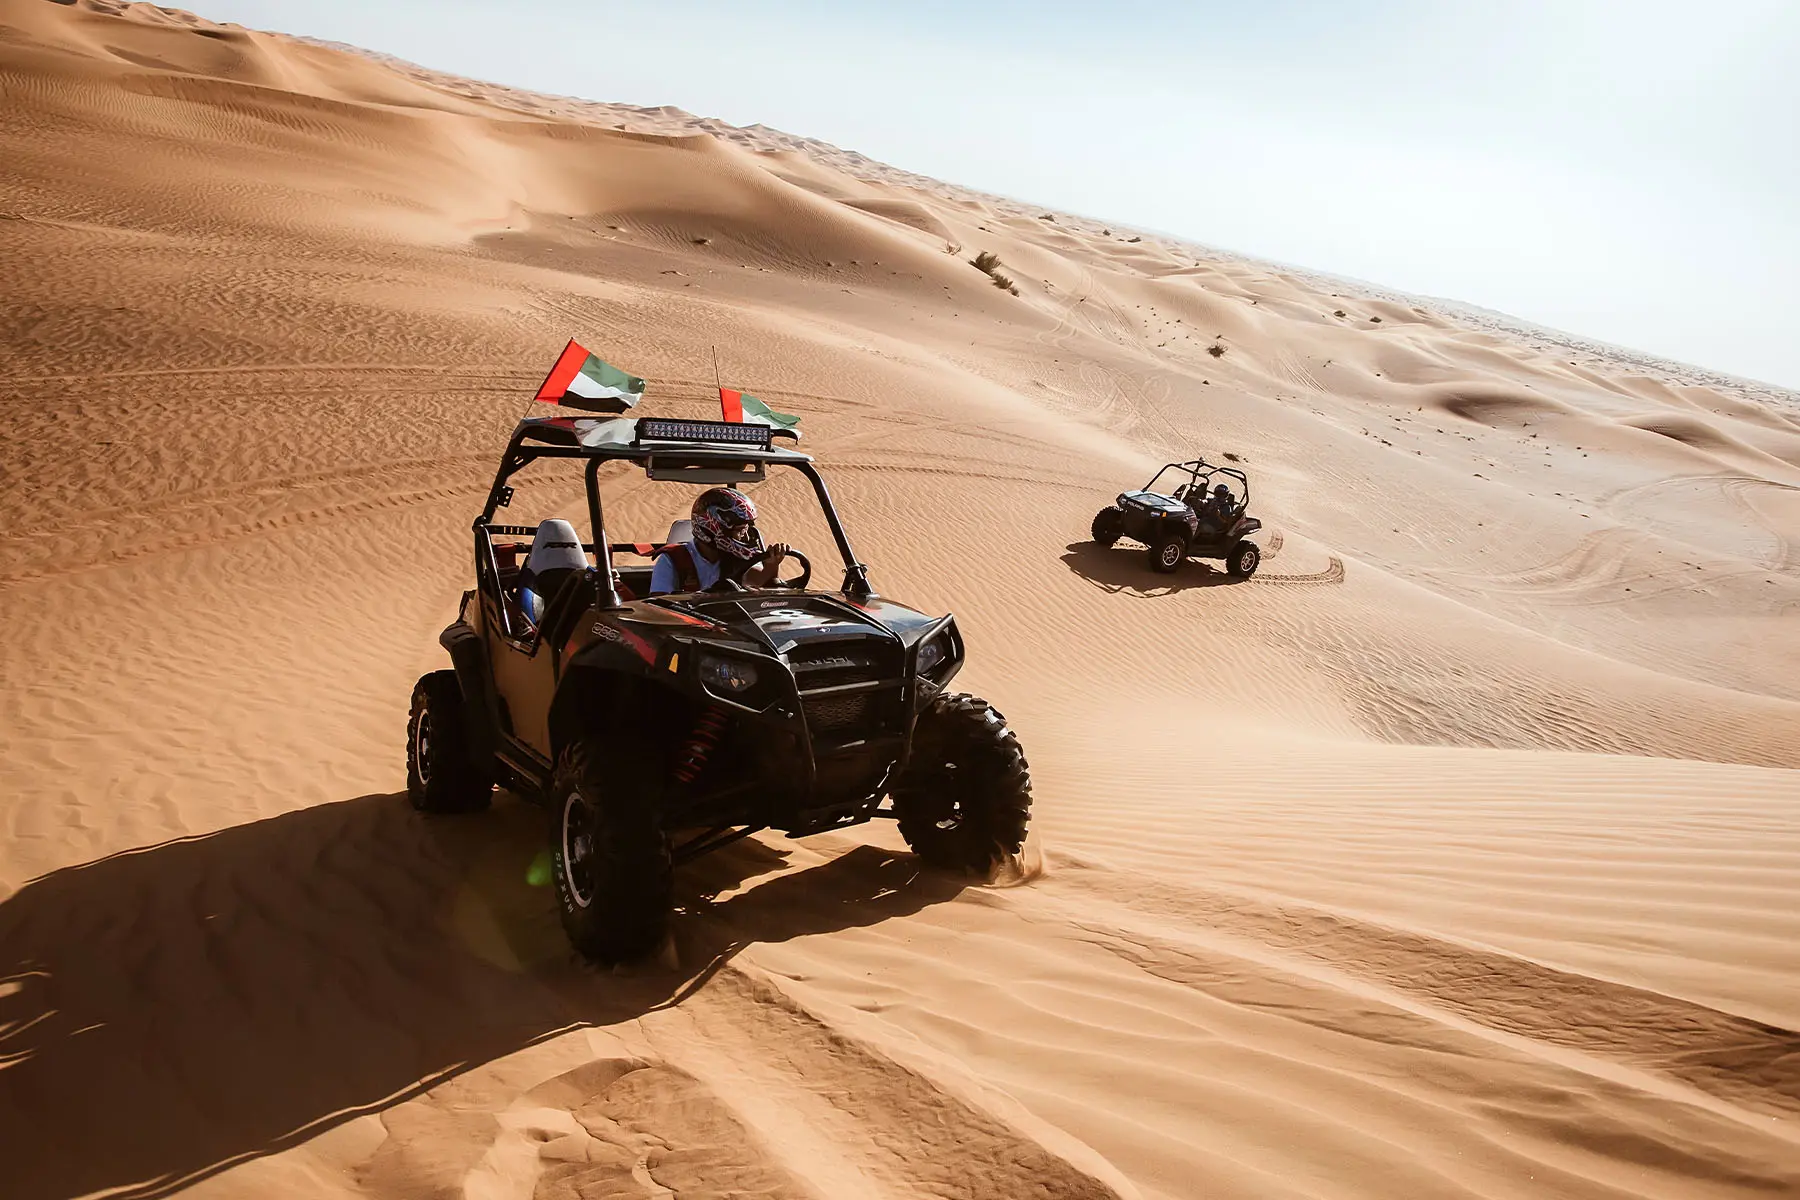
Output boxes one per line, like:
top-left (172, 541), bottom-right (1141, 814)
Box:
top-left (1191, 482), bottom-right (1238, 534)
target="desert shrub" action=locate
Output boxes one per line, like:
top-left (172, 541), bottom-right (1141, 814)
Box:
top-left (968, 250), bottom-right (1019, 295)
top-left (1207, 342), bottom-right (1226, 358)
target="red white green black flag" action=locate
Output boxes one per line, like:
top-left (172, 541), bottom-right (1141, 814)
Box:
top-left (719, 387), bottom-right (801, 436)
top-left (534, 340), bottom-right (647, 412)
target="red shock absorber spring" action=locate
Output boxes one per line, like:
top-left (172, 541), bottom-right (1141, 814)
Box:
top-left (673, 704), bottom-right (728, 785)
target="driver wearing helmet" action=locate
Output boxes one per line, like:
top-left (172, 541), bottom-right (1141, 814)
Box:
top-left (1197, 482), bottom-right (1237, 531)
top-left (649, 486), bottom-right (791, 595)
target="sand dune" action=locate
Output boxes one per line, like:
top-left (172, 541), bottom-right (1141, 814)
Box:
top-left (2, 2), bottom-right (1798, 1198)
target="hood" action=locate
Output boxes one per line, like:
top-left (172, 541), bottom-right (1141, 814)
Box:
top-left (1120, 489), bottom-right (1189, 514)
top-left (667, 592), bottom-right (908, 653)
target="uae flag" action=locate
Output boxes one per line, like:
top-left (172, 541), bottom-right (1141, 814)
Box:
top-left (719, 387), bottom-right (801, 435)
top-left (533, 340), bottom-right (646, 412)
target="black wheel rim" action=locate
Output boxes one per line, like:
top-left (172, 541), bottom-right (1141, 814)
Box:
top-left (413, 710), bottom-right (432, 785)
top-left (562, 787), bottom-right (597, 909)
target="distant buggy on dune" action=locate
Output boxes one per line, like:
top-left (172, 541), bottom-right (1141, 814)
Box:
top-left (407, 413), bottom-right (1032, 963)
top-left (1090, 458), bottom-right (1263, 578)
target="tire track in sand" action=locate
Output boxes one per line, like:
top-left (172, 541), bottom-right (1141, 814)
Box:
top-left (1253, 554), bottom-right (1346, 587)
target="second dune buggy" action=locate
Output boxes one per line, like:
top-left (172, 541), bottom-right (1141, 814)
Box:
top-left (1090, 459), bottom-right (1263, 577)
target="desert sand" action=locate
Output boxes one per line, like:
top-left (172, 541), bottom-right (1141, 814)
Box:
top-left (2, 2), bottom-right (1798, 1197)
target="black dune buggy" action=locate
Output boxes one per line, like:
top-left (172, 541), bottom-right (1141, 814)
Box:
top-left (407, 414), bottom-right (1031, 963)
top-left (1090, 459), bottom-right (1263, 577)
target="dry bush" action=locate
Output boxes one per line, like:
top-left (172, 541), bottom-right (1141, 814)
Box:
top-left (967, 250), bottom-right (1019, 295)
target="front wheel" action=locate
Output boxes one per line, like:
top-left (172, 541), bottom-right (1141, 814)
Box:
top-left (1228, 540), bottom-right (1261, 578)
top-left (1090, 506), bottom-right (1124, 547)
top-left (1148, 529), bottom-right (1188, 573)
top-left (407, 671), bottom-right (493, 813)
top-left (890, 693), bottom-right (1031, 873)
top-left (549, 736), bottom-right (672, 964)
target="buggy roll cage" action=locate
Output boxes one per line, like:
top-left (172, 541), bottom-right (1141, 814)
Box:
top-left (473, 416), bottom-right (873, 616)
top-left (1143, 459), bottom-right (1250, 507)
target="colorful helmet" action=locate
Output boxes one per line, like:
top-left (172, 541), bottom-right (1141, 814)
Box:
top-left (691, 486), bottom-right (763, 562)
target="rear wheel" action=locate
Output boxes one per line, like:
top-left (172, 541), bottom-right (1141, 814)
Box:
top-left (407, 671), bottom-right (493, 813)
top-left (550, 735), bottom-right (672, 964)
top-left (1228, 540), bottom-right (1261, 578)
top-left (891, 693), bottom-right (1031, 873)
top-left (1090, 506), bottom-right (1124, 547)
top-left (1148, 529), bottom-right (1188, 573)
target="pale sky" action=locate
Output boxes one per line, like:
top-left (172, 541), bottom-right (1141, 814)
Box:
top-left (200, 1), bottom-right (1800, 389)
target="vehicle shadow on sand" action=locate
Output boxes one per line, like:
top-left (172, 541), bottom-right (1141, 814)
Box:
top-left (0, 792), bottom-right (961, 1200)
top-left (1060, 539), bottom-right (1244, 595)
top-left (667, 838), bottom-right (968, 1003)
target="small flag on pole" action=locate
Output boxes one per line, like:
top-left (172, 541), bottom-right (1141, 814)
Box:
top-left (533, 340), bottom-right (646, 413)
top-left (719, 387), bottom-right (801, 436)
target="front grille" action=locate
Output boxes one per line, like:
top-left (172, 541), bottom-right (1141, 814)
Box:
top-left (804, 692), bottom-right (873, 732)
top-left (790, 639), bottom-right (903, 742)
top-left (789, 643), bottom-right (891, 690)
top-left (803, 687), bottom-right (906, 743)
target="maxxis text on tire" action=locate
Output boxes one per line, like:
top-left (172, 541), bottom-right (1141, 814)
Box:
top-left (550, 735), bottom-right (673, 964)
top-left (890, 692), bottom-right (1031, 873)
top-left (1090, 506), bottom-right (1124, 547)
top-left (407, 670), bottom-right (494, 813)
top-left (1228, 540), bottom-right (1261, 578)
top-left (1149, 530), bottom-right (1187, 573)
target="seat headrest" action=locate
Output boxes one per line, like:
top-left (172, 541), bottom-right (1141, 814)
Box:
top-left (665, 518), bottom-right (693, 546)
top-left (524, 518), bottom-right (587, 576)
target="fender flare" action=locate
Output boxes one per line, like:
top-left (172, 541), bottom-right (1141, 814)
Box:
top-left (439, 620), bottom-right (500, 762)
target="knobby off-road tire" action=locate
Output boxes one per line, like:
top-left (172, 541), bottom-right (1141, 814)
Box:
top-left (1148, 528), bottom-right (1188, 573)
top-left (891, 693), bottom-right (1032, 873)
top-left (550, 735), bottom-right (672, 964)
top-left (407, 671), bottom-right (493, 813)
top-left (1228, 540), bottom-right (1261, 579)
top-left (1090, 506), bottom-right (1125, 548)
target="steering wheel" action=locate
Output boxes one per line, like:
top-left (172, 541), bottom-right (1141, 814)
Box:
top-left (747, 545), bottom-right (810, 590)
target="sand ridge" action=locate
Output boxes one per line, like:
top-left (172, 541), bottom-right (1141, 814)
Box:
top-left (2, 2), bottom-right (1798, 1197)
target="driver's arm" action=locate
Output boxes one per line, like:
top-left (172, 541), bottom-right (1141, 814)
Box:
top-left (743, 542), bottom-right (789, 588)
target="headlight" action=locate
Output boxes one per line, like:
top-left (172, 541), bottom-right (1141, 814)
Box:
top-left (699, 655), bottom-right (759, 694)
top-left (916, 632), bottom-right (949, 676)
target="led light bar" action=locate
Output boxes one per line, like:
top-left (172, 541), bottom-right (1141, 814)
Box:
top-left (636, 418), bottom-right (771, 448)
